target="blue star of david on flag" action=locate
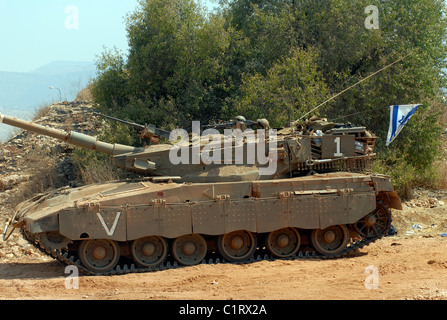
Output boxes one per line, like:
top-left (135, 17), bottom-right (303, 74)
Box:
top-left (386, 104), bottom-right (420, 146)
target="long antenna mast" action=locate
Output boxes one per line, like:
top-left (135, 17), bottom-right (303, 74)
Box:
top-left (298, 52), bottom-right (412, 121)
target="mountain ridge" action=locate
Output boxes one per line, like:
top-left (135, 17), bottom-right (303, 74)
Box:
top-left (0, 60), bottom-right (96, 108)
top-left (0, 60), bottom-right (96, 142)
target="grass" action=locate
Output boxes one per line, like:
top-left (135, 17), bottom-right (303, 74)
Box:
top-left (33, 103), bottom-right (53, 121)
top-left (7, 146), bottom-right (62, 207)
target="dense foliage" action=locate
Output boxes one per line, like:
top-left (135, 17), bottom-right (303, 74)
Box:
top-left (91, 0), bottom-right (447, 195)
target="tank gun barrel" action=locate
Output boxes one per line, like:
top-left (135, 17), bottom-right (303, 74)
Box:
top-left (0, 113), bottom-right (141, 155)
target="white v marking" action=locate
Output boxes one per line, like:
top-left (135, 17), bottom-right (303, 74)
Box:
top-left (96, 212), bottom-right (122, 236)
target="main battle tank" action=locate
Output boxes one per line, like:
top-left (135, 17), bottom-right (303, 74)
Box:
top-left (0, 112), bottom-right (401, 274)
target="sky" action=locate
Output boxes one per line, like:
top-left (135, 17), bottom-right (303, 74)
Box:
top-left (0, 0), bottom-right (218, 73)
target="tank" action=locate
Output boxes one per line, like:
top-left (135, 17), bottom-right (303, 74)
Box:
top-left (0, 112), bottom-right (401, 274)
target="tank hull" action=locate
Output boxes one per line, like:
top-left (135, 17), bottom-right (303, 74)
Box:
top-left (9, 172), bottom-right (401, 274)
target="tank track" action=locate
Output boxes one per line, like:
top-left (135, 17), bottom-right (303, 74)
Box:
top-left (22, 229), bottom-right (385, 276)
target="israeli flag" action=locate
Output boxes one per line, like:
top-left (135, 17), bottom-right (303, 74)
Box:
top-left (386, 104), bottom-right (420, 146)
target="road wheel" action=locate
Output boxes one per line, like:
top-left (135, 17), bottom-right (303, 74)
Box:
top-left (172, 234), bottom-right (207, 266)
top-left (266, 227), bottom-right (301, 258)
top-left (217, 230), bottom-right (257, 262)
top-left (131, 236), bottom-right (168, 268)
top-left (310, 225), bottom-right (349, 256)
top-left (78, 239), bottom-right (120, 273)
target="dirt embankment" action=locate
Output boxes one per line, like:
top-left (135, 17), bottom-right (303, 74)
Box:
top-left (0, 103), bottom-right (446, 301)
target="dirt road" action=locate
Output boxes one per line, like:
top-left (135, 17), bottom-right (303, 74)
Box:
top-left (0, 234), bottom-right (446, 301)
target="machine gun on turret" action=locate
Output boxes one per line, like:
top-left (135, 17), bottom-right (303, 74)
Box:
top-left (203, 116), bottom-right (270, 132)
top-left (93, 111), bottom-right (171, 141)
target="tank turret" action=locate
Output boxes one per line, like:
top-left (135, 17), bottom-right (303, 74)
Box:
top-left (0, 112), bottom-right (377, 182)
top-left (1, 112), bottom-right (272, 181)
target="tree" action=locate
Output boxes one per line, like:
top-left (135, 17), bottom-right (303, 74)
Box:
top-left (237, 47), bottom-right (328, 126)
top-left (93, 0), bottom-right (234, 130)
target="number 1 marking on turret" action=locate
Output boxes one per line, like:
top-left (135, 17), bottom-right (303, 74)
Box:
top-left (334, 137), bottom-right (343, 157)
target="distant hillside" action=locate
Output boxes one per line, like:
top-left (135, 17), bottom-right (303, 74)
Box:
top-left (0, 61), bottom-right (96, 107)
top-left (0, 61), bottom-right (96, 142)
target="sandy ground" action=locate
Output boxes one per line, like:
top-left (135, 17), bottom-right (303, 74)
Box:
top-left (0, 233), bottom-right (446, 302)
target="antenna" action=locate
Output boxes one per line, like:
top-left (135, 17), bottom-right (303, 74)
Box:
top-left (298, 52), bottom-right (412, 121)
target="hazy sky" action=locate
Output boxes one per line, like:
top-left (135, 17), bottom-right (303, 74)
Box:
top-left (0, 0), bottom-right (218, 73)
